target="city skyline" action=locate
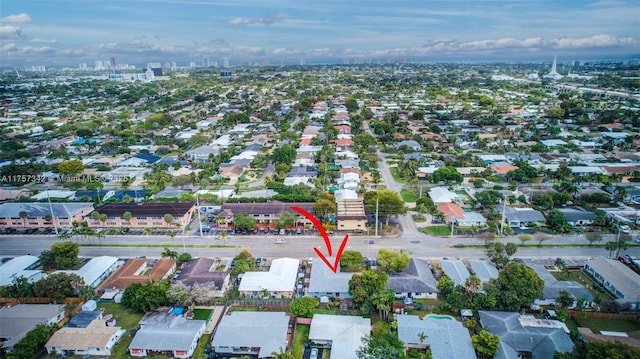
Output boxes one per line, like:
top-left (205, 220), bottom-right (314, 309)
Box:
top-left (1, 0), bottom-right (639, 68)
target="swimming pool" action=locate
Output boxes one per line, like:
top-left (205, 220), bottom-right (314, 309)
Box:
top-left (425, 314), bottom-right (453, 320)
top-left (457, 194), bottom-right (466, 200)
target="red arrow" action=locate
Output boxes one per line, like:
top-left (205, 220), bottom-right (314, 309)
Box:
top-left (290, 206), bottom-right (350, 273)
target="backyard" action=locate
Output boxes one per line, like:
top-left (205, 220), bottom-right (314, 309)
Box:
top-left (101, 303), bottom-right (145, 359)
top-left (550, 270), bottom-right (614, 303)
top-left (573, 315), bottom-right (640, 334)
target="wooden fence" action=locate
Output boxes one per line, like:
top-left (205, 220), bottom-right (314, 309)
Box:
top-left (568, 310), bottom-right (639, 321)
top-left (0, 297), bottom-right (84, 306)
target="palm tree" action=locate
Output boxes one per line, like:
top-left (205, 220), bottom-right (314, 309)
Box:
top-left (271, 347), bottom-right (295, 359)
top-left (161, 247), bottom-right (178, 261)
top-left (19, 210), bottom-right (28, 228)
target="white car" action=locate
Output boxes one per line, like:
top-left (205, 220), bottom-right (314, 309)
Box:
top-left (310, 348), bottom-right (319, 359)
top-left (620, 225), bottom-right (630, 233)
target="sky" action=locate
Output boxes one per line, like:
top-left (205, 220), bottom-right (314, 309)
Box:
top-left (1, 0), bottom-right (639, 68)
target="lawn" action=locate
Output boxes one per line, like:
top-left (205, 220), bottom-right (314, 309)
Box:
top-left (292, 324), bottom-right (310, 358)
top-left (192, 333), bottom-right (212, 359)
top-left (574, 316), bottom-right (640, 333)
top-left (550, 270), bottom-right (614, 302)
top-left (193, 308), bottom-right (212, 321)
top-left (420, 225), bottom-right (452, 236)
top-left (401, 189), bottom-right (419, 202)
top-left (100, 303), bottom-right (144, 359)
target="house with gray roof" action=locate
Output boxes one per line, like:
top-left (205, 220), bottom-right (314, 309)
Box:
top-left (496, 205), bottom-right (546, 228)
top-left (519, 258), bottom-right (592, 305)
top-left (478, 311), bottom-right (574, 359)
top-left (308, 314), bottom-right (370, 359)
top-left (467, 259), bottom-right (499, 284)
top-left (397, 315), bottom-right (476, 359)
top-left (557, 206), bottom-right (596, 227)
top-left (308, 261), bottom-right (355, 299)
top-left (388, 259), bottom-right (439, 300)
top-left (211, 312), bottom-right (289, 358)
top-left (128, 311), bottom-right (206, 358)
top-left (440, 259), bottom-right (470, 286)
top-left (0, 304), bottom-right (66, 351)
top-left (585, 258), bottom-right (640, 309)
top-left (0, 255), bottom-right (45, 286)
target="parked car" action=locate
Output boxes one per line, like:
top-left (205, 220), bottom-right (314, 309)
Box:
top-left (619, 225), bottom-right (630, 234)
top-left (310, 348), bottom-right (319, 359)
top-left (618, 255), bottom-right (631, 265)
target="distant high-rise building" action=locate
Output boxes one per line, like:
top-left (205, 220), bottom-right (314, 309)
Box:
top-left (95, 61), bottom-right (104, 70)
top-left (299, 58), bottom-right (305, 66)
top-left (279, 59), bottom-right (284, 67)
top-left (203, 57), bottom-right (210, 67)
top-left (79, 63), bottom-right (87, 70)
top-left (222, 57), bottom-right (230, 68)
top-left (189, 61), bottom-right (197, 68)
top-left (110, 57), bottom-right (117, 70)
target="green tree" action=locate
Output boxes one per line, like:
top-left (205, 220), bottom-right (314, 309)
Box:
top-left (270, 145), bottom-right (297, 165)
top-left (341, 250), bottom-right (365, 272)
top-left (50, 241), bottom-right (79, 269)
top-left (161, 247), bottom-right (178, 260)
top-left (376, 249), bottom-right (410, 272)
top-left (275, 211), bottom-right (297, 230)
top-left (432, 166), bottom-right (463, 184)
top-left (163, 213), bottom-right (174, 226)
top-left (78, 285), bottom-right (95, 301)
top-left (492, 262), bottom-right (544, 311)
top-left (556, 290), bottom-right (574, 309)
top-left (348, 270), bottom-right (388, 311)
top-left (547, 210), bottom-right (570, 233)
top-left (55, 159), bottom-right (84, 175)
top-left (121, 280), bottom-right (170, 313)
top-left (33, 272), bottom-right (84, 299)
top-left (312, 198), bottom-right (337, 221)
top-left (233, 212), bottom-right (257, 230)
top-left (357, 331), bottom-right (407, 359)
top-left (123, 211), bottom-right (133, 221)
top-left (437, 275), bottom-right (455, 297)
top-left (230, 260), bottom-right (251, 276)
top-left (7, 323), bottom-right (55, 359)
top-left (38, 249), bottom-right (57, 271)
top-left (472, 330), bottom-right (501, 359)
top-left (518, 234), bottom-right (532, 246)
top-left (289, 296), bottom-right (319, 318)
top-left (534, 232), bottom-right (552, 247)
top-left (553, 339), bottom-right (640, 359)
top-left (364, 190), bottom-right (407, 225)
top-left (178, 252), bottom-right (192, 265)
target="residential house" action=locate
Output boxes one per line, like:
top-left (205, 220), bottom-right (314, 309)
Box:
top-left (0, 304), bottom-right (66, 351)
top-left (97, 258), bottom-right (175, 295)
top-left (467, 260), bottom-right (499, 284)
top-left (557, 207), bottom-right (596, 227)
top-left (396, 140), bottom-right (422, 152)
top-left (0, 202), bottom-right (94, 229)
top-left (388, 259), bottom-right (439, 300)
top-left (211, 312), bottom-right (289, 358)
top-left (496, 205), bottom-right (546, 228)
top-left (185, 144), bottom-right (220, 162)
top-left (0, 188), bottom-right (30, 202)
top-left (89, 202), bottom-right (195, 229)
top-left (128, 311), bottom-right (206, 358)
top-left (428, 187), bottom-right (458, 203)
top-left (397, 315), bottom-right (477, 359)
top-left (0, 255), bottom-right (45, 286)
top-left (238, 258), bottom-right (299, 299)
top-left (46, 312), bottom-right (126, 356)
top-left (55, 256), bottom-right (121, 288)
top-left (308, 261), bottom-right (355, 299)
top-left (308, 315), bottom-right (370, 359)
top-left (436, 203), bottom-right (486, 227)
top-left (174, 258), bottom-right (230, 297)
top-left (479, 311), bottom-right (574, 359)
top-left (584, 259), bottom-right (640, 309)
top-left (519, 258), bottom-right (592, 306)
top-left (440, 260), bottom-right (470, 286)
top-left (335, 198), bottom-right (367, 233)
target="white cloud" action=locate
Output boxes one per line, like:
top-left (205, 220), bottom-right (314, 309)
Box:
top-left (228, 13), bottom-right (289, 26)
top-left (30, 38), bottom-right (57, 44)
top-left (1, 13), bottom-right (31, 25)
top-left (0, 25), bottom-right (24, 39)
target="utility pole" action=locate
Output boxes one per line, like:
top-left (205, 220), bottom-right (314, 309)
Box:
top-left (47, 189), bottom-right (59, 236)
top-left (500, 199), bottom-right (506, 236)
top-left (196, 194), bottom-right (203, 237)
top-left (375, 197), bottom-right (379, 237)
